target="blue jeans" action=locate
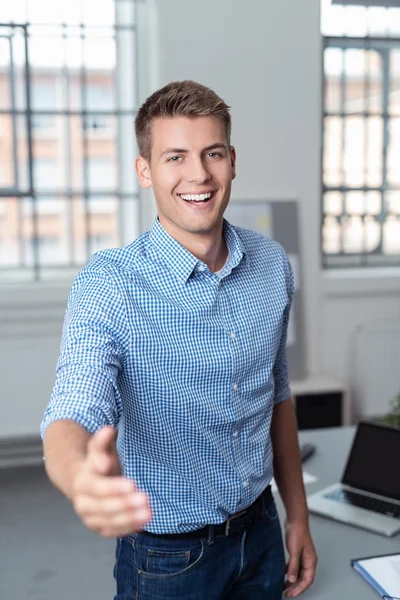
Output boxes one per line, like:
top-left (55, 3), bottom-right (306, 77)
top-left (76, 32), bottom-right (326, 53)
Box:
top-left (113, 494), bottom-right (285, 599)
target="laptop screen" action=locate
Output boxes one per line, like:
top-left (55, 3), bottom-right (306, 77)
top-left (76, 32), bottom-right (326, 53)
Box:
top-left (342, 422), bottom-right (400, 501)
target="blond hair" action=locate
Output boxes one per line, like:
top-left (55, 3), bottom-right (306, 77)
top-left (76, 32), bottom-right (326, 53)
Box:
top-left (135, 80), bottom-right (231, 161)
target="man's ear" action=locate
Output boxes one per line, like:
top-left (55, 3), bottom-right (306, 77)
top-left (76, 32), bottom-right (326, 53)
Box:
top-left (135, 156), bottom-right (152, 188)
top-left (230, 146), bottom-right (237, 181)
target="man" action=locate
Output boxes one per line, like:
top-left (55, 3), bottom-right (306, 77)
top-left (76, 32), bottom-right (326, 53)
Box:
top-left (42, 80), bottom-right (317, 600)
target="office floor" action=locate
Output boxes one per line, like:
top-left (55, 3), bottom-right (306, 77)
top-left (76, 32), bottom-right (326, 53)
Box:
top-left (0, 465), bottom-right (115, 600)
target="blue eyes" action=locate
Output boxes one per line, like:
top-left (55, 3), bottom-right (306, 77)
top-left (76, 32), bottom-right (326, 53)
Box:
top-left (167, 152), bottom-right (221, 163)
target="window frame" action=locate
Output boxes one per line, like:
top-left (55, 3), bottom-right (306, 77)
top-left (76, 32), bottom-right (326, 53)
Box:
top-left (322, 35), bottom-right (400, 268)
top-left (0, 1), bottom-right (142, 282)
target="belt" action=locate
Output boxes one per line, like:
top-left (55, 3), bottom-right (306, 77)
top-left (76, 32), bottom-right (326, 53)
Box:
top-left (141, 485), bottom-right (272, 540)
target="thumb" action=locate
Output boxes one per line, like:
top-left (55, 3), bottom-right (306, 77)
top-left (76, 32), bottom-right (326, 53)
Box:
top-left (286, 550), bottom-right (301, 584)
top-left (87, 426), bottom-right (121, 476)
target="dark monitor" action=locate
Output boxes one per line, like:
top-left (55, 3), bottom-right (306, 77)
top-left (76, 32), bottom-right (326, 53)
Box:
top-left (342, 421), bottom-right (400, 502)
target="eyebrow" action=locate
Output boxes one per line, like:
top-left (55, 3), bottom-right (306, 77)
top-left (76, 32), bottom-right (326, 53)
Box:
top-left (160, 143), bottom-right (228, 158)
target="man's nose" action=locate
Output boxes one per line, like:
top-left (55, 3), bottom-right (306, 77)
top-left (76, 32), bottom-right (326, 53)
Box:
top-left (184, 157), bottom-right (211, 184)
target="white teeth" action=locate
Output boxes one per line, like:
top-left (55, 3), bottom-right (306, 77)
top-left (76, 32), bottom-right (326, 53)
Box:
top-left (180, 192), bottom-right (212, 202)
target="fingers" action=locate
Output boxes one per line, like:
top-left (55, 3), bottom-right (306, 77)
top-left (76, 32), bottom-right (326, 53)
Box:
top-left (284, 564), bottom-right (316, 598)
top-left (82, 506), bottom-right (152, 538)
top-left (73, 477), bottom-right (152, 538)
top-left (71, 426), bottom-right (153, 537)
top-left (284, 549), bottom-right (317, 598)
top-left (286, 551), bottom-right (300, 587)
top-left (87, 426), bottom-right (121, 476)
top-left (76, 489), bottom-right (150, 516)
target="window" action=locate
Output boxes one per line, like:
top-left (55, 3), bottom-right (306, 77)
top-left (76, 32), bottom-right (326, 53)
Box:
top-left (0, 0), bottom-right (139, 281)
top-left (31, 80), bottom-right (57, 133)
top-left (322, 1), bottom-right (400, 267)
top-left (85, 83), bottom-right (114, 133)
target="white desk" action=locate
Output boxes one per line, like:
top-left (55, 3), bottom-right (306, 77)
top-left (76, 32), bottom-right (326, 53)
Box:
top-left (275, 427), bottom-right (400, 599)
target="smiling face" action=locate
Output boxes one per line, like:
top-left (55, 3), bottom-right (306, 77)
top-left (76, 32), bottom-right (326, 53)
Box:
top-left (135, 115), bottom-right (236, 246)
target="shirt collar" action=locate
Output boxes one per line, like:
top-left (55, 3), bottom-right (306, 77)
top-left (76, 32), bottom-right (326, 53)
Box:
top-left (148, 217), bottom-right (246, 284)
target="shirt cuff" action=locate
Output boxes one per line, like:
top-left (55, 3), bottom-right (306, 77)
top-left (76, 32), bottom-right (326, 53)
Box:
top-left (40, 409), bottom-right (107, 440)
top-left (274, 384), bottom-right (292, 405)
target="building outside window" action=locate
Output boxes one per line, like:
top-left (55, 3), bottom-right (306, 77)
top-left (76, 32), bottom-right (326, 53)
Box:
top-left (0, 0), bottom-right (139, 281)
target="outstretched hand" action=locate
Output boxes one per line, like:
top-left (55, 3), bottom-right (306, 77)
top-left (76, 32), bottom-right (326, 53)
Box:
top-left (71, 426), bottom-right (152, 537)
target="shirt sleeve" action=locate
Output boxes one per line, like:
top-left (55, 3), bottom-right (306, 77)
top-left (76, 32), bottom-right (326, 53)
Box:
top-left (273, 250), bottom-right (295, 405)
top-left (40, 265), bottom-right (129, 438)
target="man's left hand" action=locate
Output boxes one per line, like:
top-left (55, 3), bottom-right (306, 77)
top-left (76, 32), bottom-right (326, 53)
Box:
top-left (283, 520), bottom-right (317, 598)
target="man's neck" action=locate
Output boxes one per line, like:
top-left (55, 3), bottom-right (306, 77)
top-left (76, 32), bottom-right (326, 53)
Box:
top-left (159, 218), bottom-right (228, 273)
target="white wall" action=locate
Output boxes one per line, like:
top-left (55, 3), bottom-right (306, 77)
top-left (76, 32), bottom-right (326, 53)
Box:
top-left (1, 0), bottom-right (400, 439)
top-left (153, 0), bottom-right (323, 377)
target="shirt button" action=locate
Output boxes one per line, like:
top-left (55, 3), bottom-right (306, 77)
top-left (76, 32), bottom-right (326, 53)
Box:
top-left (233, 383), bottom-right (238, 391)
top-left (230, 332), bottom-right (236, 340)
top-left (233, 431), bottom-right (239, 438)
top-left (198, 265), bottom-right (206, 272)
top-left (242, 481), bottom-right (249, 488)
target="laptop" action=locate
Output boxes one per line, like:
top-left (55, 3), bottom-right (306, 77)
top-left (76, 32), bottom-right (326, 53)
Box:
top-left (307, 421), bottom-right (400, 537)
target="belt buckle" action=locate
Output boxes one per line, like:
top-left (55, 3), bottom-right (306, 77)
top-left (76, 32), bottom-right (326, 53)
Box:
top-left (224, 509), bottom-right (247, 536)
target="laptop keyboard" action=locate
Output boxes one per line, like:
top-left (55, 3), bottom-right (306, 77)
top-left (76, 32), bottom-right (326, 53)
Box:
top-left (325, 489), bottom-right (400, 518)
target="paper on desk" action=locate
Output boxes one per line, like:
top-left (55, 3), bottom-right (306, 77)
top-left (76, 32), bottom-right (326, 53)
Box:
top-left (355, 554), bottom-right (400, 598)
top-left (271, 471), bottom-right (317, 493)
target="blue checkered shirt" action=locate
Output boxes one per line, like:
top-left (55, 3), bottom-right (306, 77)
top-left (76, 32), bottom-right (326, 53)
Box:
top-left (41, 218), bottom-right (294, 534)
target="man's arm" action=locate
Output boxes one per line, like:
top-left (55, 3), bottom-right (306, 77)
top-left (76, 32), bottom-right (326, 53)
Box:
top-left (43, 420), bottom-right (152, 537)
top-left (44, 420), bottom-right (92, 500)
top-left (271, 398), bottom-right (317, 598)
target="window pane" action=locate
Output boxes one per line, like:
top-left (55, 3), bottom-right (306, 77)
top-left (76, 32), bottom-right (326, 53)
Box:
top-left (385, 191), bottom-right (400, 215)
top-left (387, 8), bottom-right (400, 37)
top-left (0, 38), bottom-right (11, 111)
top-left (389, 49), bottom-right (400, 116)
top-left (31, 78), bottom-right (58, 111)
top-left (344, 49), bottom-right (366, 114)
top-left (323, 191), bottom-right (343, 216)
top-left (0, 115), bottom-right (15, 188)
top-left (323, 215), bottom-right (342, 254)
top-left (83, 34), bottom-right (116, 71)
top-left (344, 6), bottom-right (368, 37)
top-left (365, 191), bottom-right (381, 216)
top-left (344, 116), bottom-right (364, 187)
top-left (366, 117), bottom-right (383, 187)
top-left (366, 7), bottom-right (388, 37)
top-left (0, 198), bottom-right (21, 266)
top-left (383, 216), bottom-right (400, 254)
top-left (0, 114), bottom-right (30, 191)
top-left (87, 158), bottom-right (117, 191)
top-left (387, 119), bottom-right (400, 185)
top-left (88, 197), bottom-right (119, 252)
top-left (69, 120), bottom-right (119, 192)
top-left (321, 1), bottom-right (346, 37)
top-left (71, 196), bottom-right (120, 261)
top-left (367, 51), bottom-right (383, 114)
top-left (346, 191), bottom-right (364, 215)
top-left (32, 158), bottom-right (58, 191)
top-left (86, 80), bottom-right (115, 111)
top-left (82, 0), bottom-right (116, 27)
top-left (364, 216), bottom-right (380, 253)
top-left (342, 215), bottom-right (364, 253)
top-left (32, 116), bottom-right (68, 190)
top-left (324, 116), bottom-right (343, 186)
top-left (324, 48), bottom-right (343, 113)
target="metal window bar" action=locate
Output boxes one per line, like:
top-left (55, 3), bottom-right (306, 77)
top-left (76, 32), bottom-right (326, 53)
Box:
top-left (0, 1), bottom-right (139, 281)
top-left (322, 36), bottom-right (400, 268)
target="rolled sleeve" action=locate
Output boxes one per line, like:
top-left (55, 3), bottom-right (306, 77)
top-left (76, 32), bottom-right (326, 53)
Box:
top-left (273, 251), bottom-right (295, 405)
top-left (41, 265), bottom-right (129, 438)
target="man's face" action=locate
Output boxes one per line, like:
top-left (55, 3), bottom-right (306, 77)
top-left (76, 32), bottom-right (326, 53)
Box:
top-left (136, 115), bottom-right (236, 240)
